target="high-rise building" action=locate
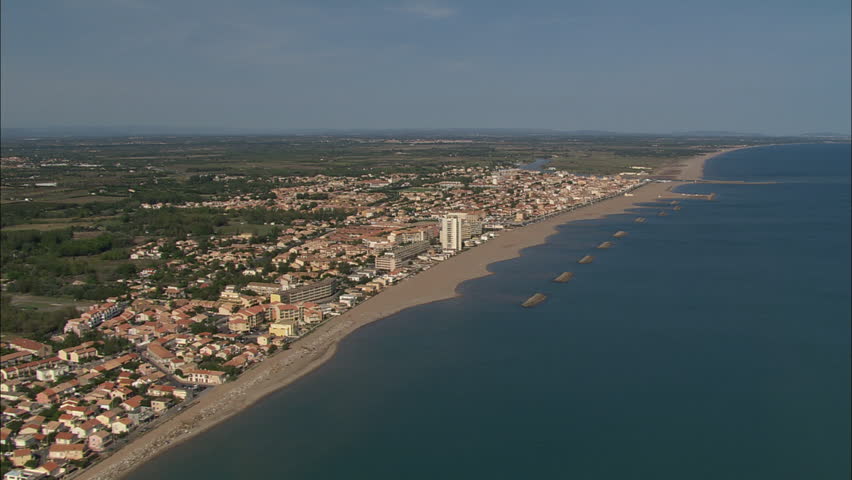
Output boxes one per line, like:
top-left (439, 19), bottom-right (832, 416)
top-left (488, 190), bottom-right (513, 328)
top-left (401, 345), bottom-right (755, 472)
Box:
top-left (440, 213), bottom-right (483, 251)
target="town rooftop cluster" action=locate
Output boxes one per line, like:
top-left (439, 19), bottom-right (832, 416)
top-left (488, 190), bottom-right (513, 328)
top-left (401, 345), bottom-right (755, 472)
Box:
top-left (0, 163), bottom-right (647, 478)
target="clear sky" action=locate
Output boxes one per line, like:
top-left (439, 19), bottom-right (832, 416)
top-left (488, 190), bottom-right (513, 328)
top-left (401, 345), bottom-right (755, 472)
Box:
top-left (2, 0), bottom-right (850, 135)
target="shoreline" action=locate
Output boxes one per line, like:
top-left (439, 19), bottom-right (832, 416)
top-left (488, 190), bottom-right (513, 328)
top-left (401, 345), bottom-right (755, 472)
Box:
top-left (81, 146), bottom-right (742, 480)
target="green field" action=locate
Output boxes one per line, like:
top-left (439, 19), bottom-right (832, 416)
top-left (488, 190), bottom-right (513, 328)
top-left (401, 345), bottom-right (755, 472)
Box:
top-left (8, 294), bottom-right (94, 312)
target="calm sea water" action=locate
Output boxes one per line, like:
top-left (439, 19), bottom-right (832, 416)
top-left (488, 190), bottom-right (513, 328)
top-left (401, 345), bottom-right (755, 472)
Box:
top-left (130, 143), bottom-right (850, 480)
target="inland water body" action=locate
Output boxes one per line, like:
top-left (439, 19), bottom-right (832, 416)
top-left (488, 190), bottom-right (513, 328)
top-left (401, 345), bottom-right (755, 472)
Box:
top-left (130, 143), bottom-right (851, 480)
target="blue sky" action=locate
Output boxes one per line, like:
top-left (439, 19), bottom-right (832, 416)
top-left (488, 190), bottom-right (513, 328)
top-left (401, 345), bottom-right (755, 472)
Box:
top-left (2, 0), bottom-right (850, 134)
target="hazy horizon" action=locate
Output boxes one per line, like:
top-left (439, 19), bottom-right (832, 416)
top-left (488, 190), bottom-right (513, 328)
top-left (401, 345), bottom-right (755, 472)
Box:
top-left (2, 125), bottom-right (850, 139)
top-left (2, 1), bottom-right (850, 135)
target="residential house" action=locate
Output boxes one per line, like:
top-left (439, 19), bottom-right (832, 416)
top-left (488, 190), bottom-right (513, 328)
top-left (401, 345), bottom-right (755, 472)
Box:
top-left (6, 338), bottom-right (52, 357)
top-left (183, 369), bottom-right (226, 385)
top-left (48, 443), bottom-right (87, 461)
top-left (111, 417), bottom-right (133, 435)
top-left (10, 449), bottom-right (32, 467)
top-left (87, 430), bottom-right (112, 452)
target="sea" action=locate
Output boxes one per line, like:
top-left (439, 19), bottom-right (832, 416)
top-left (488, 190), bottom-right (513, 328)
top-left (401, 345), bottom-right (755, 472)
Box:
top-left (129, 143), bottom-right (851, 480)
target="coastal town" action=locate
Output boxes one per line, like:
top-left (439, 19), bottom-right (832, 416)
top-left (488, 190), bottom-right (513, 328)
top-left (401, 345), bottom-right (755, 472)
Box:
top-left (0, 160), bottom-right (649, 479)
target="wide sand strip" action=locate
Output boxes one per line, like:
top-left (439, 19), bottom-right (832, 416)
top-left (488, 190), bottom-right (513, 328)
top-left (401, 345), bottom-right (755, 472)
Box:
top-left (81, 147), bottom-right (735, 480)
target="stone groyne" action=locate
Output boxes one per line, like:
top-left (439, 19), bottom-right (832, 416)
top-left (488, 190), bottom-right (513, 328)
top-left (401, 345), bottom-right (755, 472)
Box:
top-left (553, 272), bottom-right (574, 283)
top-left (521, 293), bottom-right (547, 308)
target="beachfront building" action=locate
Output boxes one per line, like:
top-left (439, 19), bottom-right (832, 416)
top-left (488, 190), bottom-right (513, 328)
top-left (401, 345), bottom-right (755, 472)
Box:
top-left (375, 240), bottom-right (430, 271)
top-left (269, 321), bottom-right (296, 337)
top-left (280, 278), bottom-right (337, 303)
top-left (439, 212), bottom-right (483, 251)
top-left (183, 369), bottom-right (227, 385)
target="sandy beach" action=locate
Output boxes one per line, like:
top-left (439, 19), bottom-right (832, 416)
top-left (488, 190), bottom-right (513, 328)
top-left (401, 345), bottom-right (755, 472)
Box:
top-left (80, 147), bottom-right (739, 480)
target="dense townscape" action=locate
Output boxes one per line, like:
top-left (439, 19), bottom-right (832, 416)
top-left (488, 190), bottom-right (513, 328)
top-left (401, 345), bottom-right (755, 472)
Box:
top-left (0, 158), bottom-right (648, 479)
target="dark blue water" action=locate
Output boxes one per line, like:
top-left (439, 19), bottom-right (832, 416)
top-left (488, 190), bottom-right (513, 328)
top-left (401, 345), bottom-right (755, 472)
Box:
top-left (130, 144), bottom-right (850, 480)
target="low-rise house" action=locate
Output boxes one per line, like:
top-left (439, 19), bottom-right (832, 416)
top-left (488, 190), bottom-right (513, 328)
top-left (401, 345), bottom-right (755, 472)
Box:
top-left (109, 387), bottom-right (133, 401)
top-left (12, 435), bottom-right (37, 449)
top-left (64, 317), bottom-right (92, 336)
top-left (40, 421), bottom-right (61, 436)
top-left (48, 443), bottom-right (87, 461)
top-left (111, 417), bottom-right (133, 435)
top-left (183, 369), bottom-right (226, 385)
top-left (87, 430), bottom-right (112, 452)
top-left (92, 353), bottom-right (138, 374)
top-left (128, 408), bottom-right (154, 425)
top-left (151, 398), bottom-right (171, 414)
top-left (0, 351), bottom-right (34, 367)
top-left (58, 342), bottom-right (99, 362)
top-left (121, 395), bottom-right (145, 412)
top-left (268, 321), bottom-right (296, 337)
top-left (36, 462), bottom-right (63, 478)
top-left (57, 415), bottom-right (75, 429)
top-left (71, 419), bottom-right (101, 439)
top-left (148, 384), bottom-right (187, 400)
top-left (35, 364), bottom-right (70, 383)
top-left (35, 380), bottom-right (78, 404)
top-left (61, 405), bottom-right (96, 419)
top-left (146, 343), bottom-right (175, 364)
top-left (18, 424), bottom-right (40, 436)
top-left (96, 409), bottom-right (121, 426)
top-left (7, 338), bottom-right (52, 357)
top-left (1, 357), bottom-right (62, 381)
top-left (0, 379), bottom-right (22, 393)
top-left (223, 354), bottom-right (249, 369)
top-left (10, 448), bottom-right (33, 467)
top-left (54, 432), bottom-right (77, 445)
top-left (2, 469), bottom-right (45, 480)
top-left (227, 317), bottom-right (249, 334)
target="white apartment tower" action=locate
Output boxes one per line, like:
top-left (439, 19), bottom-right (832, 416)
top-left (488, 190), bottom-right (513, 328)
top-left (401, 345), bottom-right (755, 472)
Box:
top-left (440, 213), bottom-right (483, 251)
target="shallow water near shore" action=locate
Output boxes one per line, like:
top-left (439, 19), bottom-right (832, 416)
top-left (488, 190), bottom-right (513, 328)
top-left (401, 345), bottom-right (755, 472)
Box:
top-left (129, 144), bottom-right (850, 480)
